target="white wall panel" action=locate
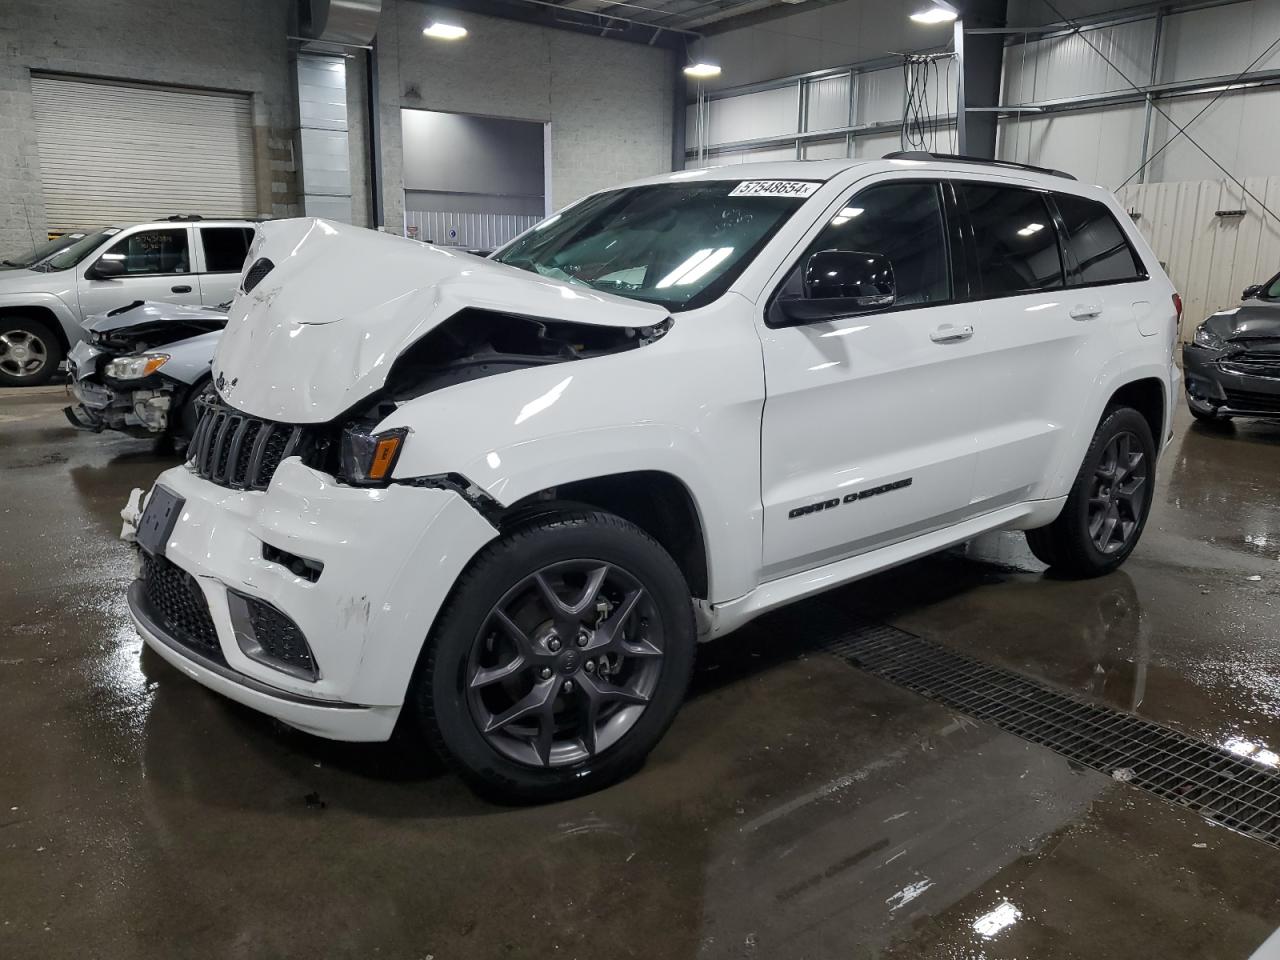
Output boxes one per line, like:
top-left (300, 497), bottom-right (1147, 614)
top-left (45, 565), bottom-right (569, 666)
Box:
top-left (1159, 1), bottom-right (1280, 84)
top-left (1117, 176), bottom-right (1280, 337)
top-left (1002, 18), bottom-right (1155, 104)
top-left (858, 67), bottom-right (905, 125)
top-left (997, 102), bottom-right (1144, 188)
top-left (705, 86), bottom-right (798, 146)
top-left (854, 130), bottom-right (905, 159)
top-left (1146, 86), bottom-right (1280, 183)
top-left (803, 137), bottom-right (849, 159)
top-left (805, 74), bottom-right (851, 132)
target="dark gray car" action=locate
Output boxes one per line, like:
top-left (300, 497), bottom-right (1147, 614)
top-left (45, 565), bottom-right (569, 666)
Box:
top-left (1183, 271), bottom-right (1280, 423)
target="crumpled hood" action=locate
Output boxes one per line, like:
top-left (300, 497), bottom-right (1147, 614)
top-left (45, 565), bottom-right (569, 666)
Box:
top-left (214, 218), bottom-right (670, 423)
top-left (1202, 301), bottom-right (1280, 344)
top-left (83, 300), bottom-right (228, 335)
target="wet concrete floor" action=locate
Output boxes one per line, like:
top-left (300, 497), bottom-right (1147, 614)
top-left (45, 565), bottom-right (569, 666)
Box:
top-left (2, 386), bottom-right (1279, 959)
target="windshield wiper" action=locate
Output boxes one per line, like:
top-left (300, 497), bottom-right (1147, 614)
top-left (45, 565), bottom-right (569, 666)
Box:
top-left (0, 259), bottom-right (24, 268)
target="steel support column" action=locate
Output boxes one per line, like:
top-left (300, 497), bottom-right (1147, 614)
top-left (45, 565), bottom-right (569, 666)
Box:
top-left (958, 0), bottom-right (1009, 158)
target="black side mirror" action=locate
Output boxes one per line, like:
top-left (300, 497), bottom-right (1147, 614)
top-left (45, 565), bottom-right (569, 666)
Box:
top-left (1243, 284), bottom-right (1263, 300)
top-left (87, 256), bottom-right (126, 280)
top-left (775, 250), bottom-right (896, 325)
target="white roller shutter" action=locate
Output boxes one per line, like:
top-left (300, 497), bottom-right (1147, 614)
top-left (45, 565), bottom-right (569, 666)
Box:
top-left (31, 75), bottom-right (257, 230)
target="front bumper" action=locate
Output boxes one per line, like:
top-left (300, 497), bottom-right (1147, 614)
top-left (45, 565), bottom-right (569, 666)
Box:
top-left (65, 340), bottom-right (173, 434)
top-left (125, 459), bottom-right (498, 741)
top-left (1183, 343), bottom-right (1280, 417)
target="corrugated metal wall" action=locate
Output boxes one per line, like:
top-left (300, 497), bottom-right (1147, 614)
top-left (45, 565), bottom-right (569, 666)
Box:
top-left (296, 54), bottom-right (353, 224)
top-left (1117, 177), bottom-right (1280, 338)
top-left (30, 75), bottom-right (256, 228)
top-left (686, 61), bottom-right (957, 165)
top-left (403, 210), bottom-right (540, 251)
top-left (998, 0), bottom-right (1280, 188)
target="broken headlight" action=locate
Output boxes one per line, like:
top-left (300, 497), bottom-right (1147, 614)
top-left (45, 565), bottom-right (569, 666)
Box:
top-left (339, 424), bottom-right (409, 486)
top-left (1193, 323), bottom-right (1225, 350)
top-left (105, 354), bottom-right (170, 380)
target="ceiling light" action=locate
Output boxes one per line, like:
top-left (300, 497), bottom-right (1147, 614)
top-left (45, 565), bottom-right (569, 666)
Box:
top-left (684, 62), bottom-right (721, 79)
top-left (424, 22), bottom-right (467, 39)
top-left (1017, 222), bottom-right (1045, 236)
top-left (910, 4), bottom-right (959, 24)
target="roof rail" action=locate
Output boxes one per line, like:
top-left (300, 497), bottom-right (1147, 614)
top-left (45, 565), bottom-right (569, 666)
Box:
top-left (882, 151), bottom-right (1077, 181)
top-left (165, 214), bottom-right (205, 221)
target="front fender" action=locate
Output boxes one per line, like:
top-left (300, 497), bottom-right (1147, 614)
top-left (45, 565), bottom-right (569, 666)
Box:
top-left (382, 309), bottom-right (765, 604)
top-left (0, 290), bottom-right (81, 346)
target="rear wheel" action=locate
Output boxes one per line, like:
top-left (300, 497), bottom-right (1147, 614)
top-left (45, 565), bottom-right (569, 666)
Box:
top-left (0, 318), bottom-right (62, 387)
top-left (1026, 406), bottom-right (1155, 578)
top-left (414, 508), bottom-right (695, 802)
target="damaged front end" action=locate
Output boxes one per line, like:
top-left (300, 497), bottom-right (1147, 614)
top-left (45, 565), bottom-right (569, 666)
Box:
top-left (65, 300), bottom-right (227, 438)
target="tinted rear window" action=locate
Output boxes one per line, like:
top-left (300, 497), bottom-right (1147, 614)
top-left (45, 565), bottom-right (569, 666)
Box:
top-left (1054, 193), bottom-right (1146, 284)
top-left (201, 227), bottom-right (254, 273)
top-left (959, 184), bottom-right (1064, 297)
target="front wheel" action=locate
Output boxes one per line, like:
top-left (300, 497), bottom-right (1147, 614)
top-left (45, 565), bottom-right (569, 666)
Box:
top-left (1025, 406), bottom-right (1155, 578)
top-left (414, 508), bottom-right (696, 802)
top-left (0, 317), bottom-right (63, 387)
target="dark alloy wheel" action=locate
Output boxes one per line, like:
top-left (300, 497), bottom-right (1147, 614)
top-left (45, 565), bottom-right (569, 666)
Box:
top-left (1025, 405), bottom-right (1156, 578)
top-left (467, 559), bottom-right (663, 768)
top-left (1086, 430), bottom-right (1148, 556)
top-left (415, 507), bottom-right (695, 802)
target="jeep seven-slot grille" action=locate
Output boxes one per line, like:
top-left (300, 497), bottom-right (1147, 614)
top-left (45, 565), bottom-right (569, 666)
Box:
top-left (187, 401), bottom-right (305, 490)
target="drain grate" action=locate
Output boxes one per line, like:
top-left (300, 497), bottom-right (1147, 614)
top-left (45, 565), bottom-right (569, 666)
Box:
top-left (822, 622), bottom-right (1280, 847)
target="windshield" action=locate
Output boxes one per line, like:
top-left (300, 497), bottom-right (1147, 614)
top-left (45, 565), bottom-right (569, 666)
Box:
top-left (41, 229), bottom-right (118, 272)
top-left (493, 181), bottom-right (817, 310)
top-left (1, 233), bottom-right (86, 269)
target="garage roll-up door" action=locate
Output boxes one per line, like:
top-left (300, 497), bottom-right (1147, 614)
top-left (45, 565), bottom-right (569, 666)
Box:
top-left (31, 76), bottom-right (257, 230)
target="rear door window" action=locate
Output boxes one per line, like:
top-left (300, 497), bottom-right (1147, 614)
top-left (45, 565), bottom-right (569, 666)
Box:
top-left (200, 227), bottom-right (254, 273)
top-left (1053, 193), bottom-right (1146, 285)
top-left (958, 184), bottom-right (1064, 297)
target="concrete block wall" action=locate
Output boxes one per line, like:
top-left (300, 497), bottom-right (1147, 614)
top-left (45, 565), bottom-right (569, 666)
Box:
top-left (0, 0), bottom-right (299, 251)
top-left (375, 2), bottom-right (674, 233)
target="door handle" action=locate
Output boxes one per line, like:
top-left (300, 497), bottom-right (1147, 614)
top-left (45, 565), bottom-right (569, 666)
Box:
top-left (171, 284), bottom-right (192, 294)
top-left (1069, 303), bottom-right (1102, 320)
top-left (930, 323), bottom-right (973, 343)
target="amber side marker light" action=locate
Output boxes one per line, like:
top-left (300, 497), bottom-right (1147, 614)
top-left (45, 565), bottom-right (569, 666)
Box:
top-left (368, 435), bottom-right (403, 481)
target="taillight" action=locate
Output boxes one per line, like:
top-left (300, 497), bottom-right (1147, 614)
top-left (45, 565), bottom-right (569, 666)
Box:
top-left (1172, 292), bottom-right (1183, 352)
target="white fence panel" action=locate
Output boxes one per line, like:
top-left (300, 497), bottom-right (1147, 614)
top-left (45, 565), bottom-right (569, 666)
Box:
top-left (1117, 176), bottom-right (1280, 338)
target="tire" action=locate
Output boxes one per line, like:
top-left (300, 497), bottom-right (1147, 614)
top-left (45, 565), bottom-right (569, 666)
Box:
top-left (177, 377), bottom-right (216, 444)
top-left (0, 317), bottom-right (63, 387)
top-left (1025, 406), bottom-right (1156, 578)
top-left (413, 507), bottom-right (696, 803)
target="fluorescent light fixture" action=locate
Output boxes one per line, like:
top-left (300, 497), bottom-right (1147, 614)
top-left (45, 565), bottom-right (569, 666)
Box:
top-left (424, 21), bottom-right (467, 39)
top-left (684, 62), bottom-right (721, 78)
top-left (1017, 222), bottom-right (1045, 237)
top-left (910, 3), bottom-right (958, 24)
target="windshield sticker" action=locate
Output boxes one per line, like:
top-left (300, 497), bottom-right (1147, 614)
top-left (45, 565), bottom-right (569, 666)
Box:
top-left (729, 180), bottom-right (821, 198)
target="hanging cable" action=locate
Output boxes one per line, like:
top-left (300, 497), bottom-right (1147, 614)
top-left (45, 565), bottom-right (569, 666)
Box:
top-left (1038, 0), bottom-right (1280, 229)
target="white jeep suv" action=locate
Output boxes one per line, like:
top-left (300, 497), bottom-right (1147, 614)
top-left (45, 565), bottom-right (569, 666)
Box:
top-left (0, 216), bottom-right (255, 385)
top-left (124, 155), bottom-right (1180, 801)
